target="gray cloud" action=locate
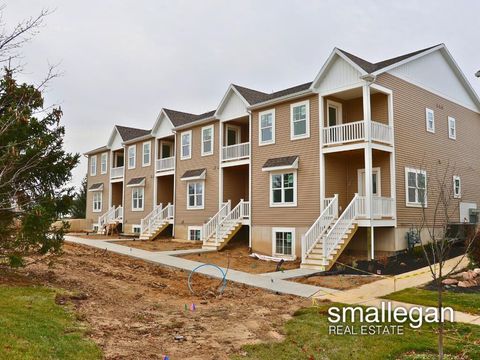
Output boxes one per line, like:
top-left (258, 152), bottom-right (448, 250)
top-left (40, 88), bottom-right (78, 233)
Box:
top-left (5, 0), bottom-right (480, 188)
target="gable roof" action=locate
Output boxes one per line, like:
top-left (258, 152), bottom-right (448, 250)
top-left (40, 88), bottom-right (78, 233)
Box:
top-left (232, 82), bottom-right (312, 107)
top-left (337, 44), bottom-right (441, 74)
top-left (115, 125), bottom-right (151, 142)
top-left (165, 108), bottom-right (216, 128)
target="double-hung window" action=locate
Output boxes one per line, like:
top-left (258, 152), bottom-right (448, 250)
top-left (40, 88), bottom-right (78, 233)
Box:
top-left (453, 176), bottom-right (461, 199)
top-left (272, 228), bottom-right (295, 257)
top-left (187, 181), bottom-right (204, 209)
top-left (128, 145), bottom-right (136, 169)
top-left (181, 131), bottom-right (192, 160)
top-left (425, 108), bottom-right (435, 133)
top-left (259, 109), bottom-right (275, 145)
top-left (270, 171), bottom-right (296, 207)
top-left (92, 192), bottom-right (102, 212)
top-left (100, 153), bottom-right (108, 174)
top-left (142, 141), bottom-right (151, 166)
top-left (448, 117), bottom-right (456, 140)
top-left (132, 187), bottom-right (144, 211)
top-left (405, 167), bottom-right (427, 207)
top-left (290, 100), bottom-right (310, 139)
top-left (90, 155), bottom-right (97, 176)
top-left (201, 125), bottom-right (214, 156)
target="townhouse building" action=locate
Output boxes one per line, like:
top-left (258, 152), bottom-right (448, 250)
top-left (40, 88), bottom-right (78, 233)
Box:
top-left (85, 44), bottom-right (480, 270)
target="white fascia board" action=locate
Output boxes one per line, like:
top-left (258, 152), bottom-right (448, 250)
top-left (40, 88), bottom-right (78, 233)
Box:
top-left (151, 109), bottom-right (175, 137)
top-left (214, 84), bottom-right (250, 118)
top-left (247, 89), bottom-right (313, 111)
top-left (106, 126), bottom-right (121, 148)
top-left (173, 116), bottom-right (217, 131)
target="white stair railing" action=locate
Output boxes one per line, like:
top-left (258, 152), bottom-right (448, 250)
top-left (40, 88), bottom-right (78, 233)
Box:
top-left (301, 195), bottom-right (338, 263)
top-left (98, 206), bottom-right (115, 228)
top-left (323, 194), bottom-right (360, 265)
top-left (202, 200), bottom-right (231, 243)
top-left (114, 205), bottom-right (123, 220)
top-left (214, 200), bottom-right (245, 245)
top-left (140, 203), bottom-right (174, 235)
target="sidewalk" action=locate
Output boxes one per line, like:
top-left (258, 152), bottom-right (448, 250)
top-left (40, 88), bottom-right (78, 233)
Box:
top-left (65, 236), bottom-right (331, 298)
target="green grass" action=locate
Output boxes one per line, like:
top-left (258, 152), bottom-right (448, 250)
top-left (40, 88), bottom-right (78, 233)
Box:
top-left (383, 287), bottom-right (480, 315)
top-left (0, 285), bottom-right (102, 360)
top-left (232, 304), bottom-right (480, 360)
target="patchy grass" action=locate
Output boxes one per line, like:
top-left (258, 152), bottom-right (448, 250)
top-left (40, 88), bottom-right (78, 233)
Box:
top-left (0, 285), bottom-right (102, 360)
top-left (383, 287), bottom-right (480, 315)
top-left (232, 304), bottom-right (480, 360)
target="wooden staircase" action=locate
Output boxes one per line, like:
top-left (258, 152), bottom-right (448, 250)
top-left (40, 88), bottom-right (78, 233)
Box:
top-left (301, 194), bottom-right (361, 271)
top-left (202, 199), bottom-right (249, 250)
top-left (139, 203), bottom-right (174, 241)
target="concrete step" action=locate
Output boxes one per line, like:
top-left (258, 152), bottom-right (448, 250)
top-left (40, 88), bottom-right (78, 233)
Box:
top-left (302, 258), bottom-right (327, 266)
top-left (300, 263), bottom-right (326, 271)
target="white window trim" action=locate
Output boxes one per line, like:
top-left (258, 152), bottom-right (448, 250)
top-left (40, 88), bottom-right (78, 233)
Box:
top-left (425, 108), bottom-right (435, 133)
top-left (92, 191), bottom-right (102, 213)
top-left (453, 175), bottom-right (461, 199)
top-left (271, 227), bottom-right (296, 259)
top-left (258, 109), bottom-right (275, 146)
top-left (131, 187), bottom-right (144, 211)
top-left (180, 130), bottom-right (192, 160)
top-left (269, 170), bottom-right (297, 207)
top-left (188, 226), bottom-right (203, 241)
top-left (290, 100), bottom-right (310, 140)
top-left (142, 141), bottom-right (151, 167)
top-left (448, 116), bottom-right (456, 140)
top-left (186, 180), bottom-right (205, 210)
top-left (128, 145), bottom-right (136, 169)
top-left (357, 167), bottom-right (381, 197)
top-left (326, 100), bottom-right (343, 126)
top-left (225, 124), bottom-right (241, 145)
top-left (100, 153), bottom-right (108, 174)
top-left (405, 167), bottom-right (427, 208)
top-left (201, 124), bottom-right (214, 156)
top-left (132, 225), bottom-right (142, 234)
top-left (90, 155), bottom-right (97, 176)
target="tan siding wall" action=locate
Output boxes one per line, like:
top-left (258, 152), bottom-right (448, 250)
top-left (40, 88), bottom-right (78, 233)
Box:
top-left (174, 121), bottom-right (220, 239)
top-left (376, 73), bottom-right (480, 227)
top-left (123, 139), bottom-right (155, 233)
top-left (86, 151), bottom-right (110, 227)
top-left (251, 94), bottom-right (320, 228)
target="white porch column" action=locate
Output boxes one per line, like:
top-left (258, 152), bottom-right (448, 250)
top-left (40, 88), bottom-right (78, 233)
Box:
top-left (363, 82), bottom-right (374, 260)
top-left (218, 121), bottom-right (224, 209)
top-left (319, 95), bottom-right (325, 211)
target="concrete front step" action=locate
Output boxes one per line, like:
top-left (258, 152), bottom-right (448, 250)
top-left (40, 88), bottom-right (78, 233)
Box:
top-left (300, 263), bottom-right (327, 271)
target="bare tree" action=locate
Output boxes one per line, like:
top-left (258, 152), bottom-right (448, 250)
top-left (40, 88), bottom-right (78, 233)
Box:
top-left (414, 161), bottom-right (475, 360)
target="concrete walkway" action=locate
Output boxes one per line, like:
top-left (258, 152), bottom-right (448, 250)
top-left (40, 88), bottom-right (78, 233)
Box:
top-left (260, 268), bottom-right (323, 280)
top-left (313, 255), bottom-right (480, 325)
top-left (65, 236), bottom-right (330, 298)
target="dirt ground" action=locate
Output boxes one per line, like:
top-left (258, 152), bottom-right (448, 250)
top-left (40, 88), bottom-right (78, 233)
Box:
top-left (181, 242), bottom-right (300, 274)
top-left (293, 274), bottom-right (381, 290)
top-left (112, 238), bottom-right (203, 252)
top-left (70, 233), bottom-right (126, 241)
top-left (6, 243), bottom-right (310, 360)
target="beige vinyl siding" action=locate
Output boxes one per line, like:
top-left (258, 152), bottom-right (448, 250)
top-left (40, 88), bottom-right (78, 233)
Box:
top-left (251, 94), bottom-right (320, 227)
top-left (85, 151), bottom-right (110, 226)
top-left (376, 72), bottom-right (480, 226)
top-left (174, 121), bottom-right (220, 239)
top-left (123, 138), bottom-right (155, 233)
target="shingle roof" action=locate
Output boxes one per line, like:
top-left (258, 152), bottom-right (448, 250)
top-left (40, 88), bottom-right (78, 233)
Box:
top-left (164, 109), bottom-right (216, 127)
top-left (233, 82), bottom-right (312, 106)
top-left (88, 183), bottom-right (104, 191)
top-left (116, 125), bottom-right (151, 142)
top-left (338, 44), bottom-right (441, 74)
top-left (181, 168), bottom-right (206, 179)
top-left (126, 177), bottom-right (145, 186)
top-left (263, 156), bottom-right (299, 169)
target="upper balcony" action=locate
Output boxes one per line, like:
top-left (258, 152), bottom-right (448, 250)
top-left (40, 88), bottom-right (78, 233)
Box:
top-left (222, 142), bottom-right (250, 162)
top-left (110, 149), bottom-right (124, 181)
top-left (156, 156), bottom-right (175, 173)
top-left (110, 166), bottom-right (124, 180)
top-left (221, 117), bottom-right (250, 166)
top-left (322, 120), bottom-right (393, 147)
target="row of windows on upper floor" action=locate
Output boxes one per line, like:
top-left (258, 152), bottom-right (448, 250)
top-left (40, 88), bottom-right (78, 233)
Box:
top-left (179, 100), bottom-right (310, 160)
top-left (425, 108), bottom-right (457, 140)
top-left (89, 141), bottom-right (152, 176)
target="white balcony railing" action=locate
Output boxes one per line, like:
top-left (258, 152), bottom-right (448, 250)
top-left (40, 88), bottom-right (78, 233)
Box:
top-left (357, 196), bottom-right (395, 218)
top-left (156, 156), bottom-right (175, 172)
top-left (222, 142), bottom-right (250, 162)
top-left (110, 166), bottom-right (124, 179)
top-left (322, 120), bottom-right (393, 147)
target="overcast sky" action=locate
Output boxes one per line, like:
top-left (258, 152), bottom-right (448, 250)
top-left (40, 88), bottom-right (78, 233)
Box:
top-left (5, 0), bottom-right (480, 188)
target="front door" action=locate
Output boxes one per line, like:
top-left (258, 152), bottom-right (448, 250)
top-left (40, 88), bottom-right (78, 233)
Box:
top-left (161, 142), bottom-right (173, 158)
top-left (327, 100), bottom-right (342, 127)
top-left (358, 168), bottom-right (380, 197)
top-left (226, 125), bottom-right (241, 146)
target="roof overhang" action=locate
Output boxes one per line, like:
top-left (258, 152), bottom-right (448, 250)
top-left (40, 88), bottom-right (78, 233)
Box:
top-left (126, 177), bottom-right (146, 187)
top-left (173, 116), bottom-right (217, 131)
top-left (84, 146), bottom-right (109, 156)
top-left (151, 109), bottom-right (175, 138)
top-left (181, 168), bottom-right (206, 181)
top-left (262, 156), bottom-right (299, 172)
top-left (88, 183), bottom-right (104, 192)
top-left (122, 134), bottom-right (154, 145)
top-left (214, 84), bottom-right (250, 120)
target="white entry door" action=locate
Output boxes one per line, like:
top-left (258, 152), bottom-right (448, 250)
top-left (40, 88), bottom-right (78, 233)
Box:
top-left (358, 168), bottom-right (381, 196)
